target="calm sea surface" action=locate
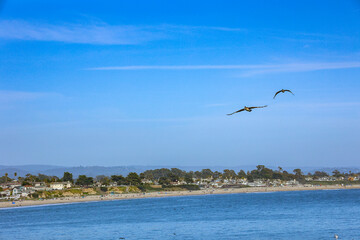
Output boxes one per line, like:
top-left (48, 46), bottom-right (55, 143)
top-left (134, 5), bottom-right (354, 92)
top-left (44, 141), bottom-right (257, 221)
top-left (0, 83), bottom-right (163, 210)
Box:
top-left (1, 189), bottom-right (360, 240)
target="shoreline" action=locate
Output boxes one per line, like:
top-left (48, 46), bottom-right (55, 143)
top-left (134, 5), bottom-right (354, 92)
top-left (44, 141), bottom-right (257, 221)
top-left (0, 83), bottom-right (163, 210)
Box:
top-left (1, 184), bottom-right (360, 209)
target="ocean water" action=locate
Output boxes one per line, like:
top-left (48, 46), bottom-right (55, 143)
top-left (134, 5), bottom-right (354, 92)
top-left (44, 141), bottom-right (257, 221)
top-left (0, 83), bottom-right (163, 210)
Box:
top-left (1, 189), bottom-right (360, 240)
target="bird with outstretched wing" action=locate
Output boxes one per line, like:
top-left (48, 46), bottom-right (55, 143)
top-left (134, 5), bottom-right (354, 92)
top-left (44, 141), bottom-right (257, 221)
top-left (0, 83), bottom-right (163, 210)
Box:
top-left (273, 89), bottom-right (294, 99)
top-left (227, 105), bottom-right (267, 115)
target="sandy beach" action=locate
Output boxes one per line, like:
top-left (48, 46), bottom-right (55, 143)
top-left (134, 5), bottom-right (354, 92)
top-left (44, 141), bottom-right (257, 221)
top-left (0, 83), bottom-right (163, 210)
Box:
top-left (1, 185), bottom-right (360, 209)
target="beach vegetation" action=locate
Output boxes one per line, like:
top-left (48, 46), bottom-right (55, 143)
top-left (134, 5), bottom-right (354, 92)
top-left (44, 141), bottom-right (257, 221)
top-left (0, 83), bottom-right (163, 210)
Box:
top-left (128, 186), bottom-right (141, 192)
top-left (30, 192), bottom-right (39, 198)
top-left (68, 189), bottom-right (82, 194)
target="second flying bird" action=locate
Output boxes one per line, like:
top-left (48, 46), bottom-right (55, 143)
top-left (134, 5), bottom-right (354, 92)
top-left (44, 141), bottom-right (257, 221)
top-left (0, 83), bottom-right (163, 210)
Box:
top-left (227, 105), bottom-right (267, 115)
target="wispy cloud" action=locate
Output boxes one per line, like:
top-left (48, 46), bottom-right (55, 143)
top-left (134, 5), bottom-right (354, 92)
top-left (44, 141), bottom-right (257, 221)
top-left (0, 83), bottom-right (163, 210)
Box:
top-left (0, 90), bottom-right (62, 103)
top-left (87, 61), bottom-right (360, 76)
top-left (165, 24), bottom-right (246, 33)
top-left (240, 62), bottom-right (360, 76)
top-left (271, 31), bottom-right (352, 43)
top-left (0, 20), bottom-right (247, 45)
top-left (0, 20), bottom-right (165, 45)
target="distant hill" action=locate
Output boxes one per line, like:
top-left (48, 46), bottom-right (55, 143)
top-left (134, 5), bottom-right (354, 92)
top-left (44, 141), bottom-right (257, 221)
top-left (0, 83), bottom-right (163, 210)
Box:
top-left (0, 165), bottom-right (155, 178)
top-left (0, 165), bottom-right (359, 178)
top-left (0, 165), bottom-right (257, 178)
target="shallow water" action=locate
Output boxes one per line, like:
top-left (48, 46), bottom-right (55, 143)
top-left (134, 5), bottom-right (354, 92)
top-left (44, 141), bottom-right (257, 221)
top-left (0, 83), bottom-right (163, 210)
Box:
top-left (1, 189), bottom-right (360, 239)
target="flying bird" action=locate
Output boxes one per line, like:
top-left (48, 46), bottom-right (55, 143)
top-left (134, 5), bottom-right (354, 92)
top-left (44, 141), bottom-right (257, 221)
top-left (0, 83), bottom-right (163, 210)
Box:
top-left (227, 105), bottom-right (267, 115)
top-left (273, 89), bottom-right (294, 99)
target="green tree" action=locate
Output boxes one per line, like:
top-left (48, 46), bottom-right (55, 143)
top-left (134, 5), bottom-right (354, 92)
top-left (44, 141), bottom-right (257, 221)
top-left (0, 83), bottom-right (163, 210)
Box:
top-left (62, 172), bottom-right (73, 183)
top-left (111, 175), bottom-right (127, 185)
top-left (126, 172), bottom-right (141, 185)
top-left (212, 171), bottom-right (222, 179)
top-left (293, 168), bottom-right (304, 183)
top-left (194, 171), bottom-right (202, 179)
top-left (96, 175), bottom-right (110, 185)
top-left (76, 175), bottom-right (94, 186)
top-left (143, 168), bottom-right (172, 180)
top-left (22, 181), bottom-right (30, 186)
top-left (158, 177), bottom-right (170, 186)
top-left (313, 171), bottom-right (329, 178)
top-left (168, 173), bottom-right (179, 182)
top-left (281, 170), bottom-right (295, 181)
top-left (332, 170), bottom-right (342, 178)
top-left (25, 174), bottom-right (37, 183)
top-left (237, 170), bottom-right (247, 179)
top-left (252, 165), bottom-right (273, 179)
top-left (247, 171), bottom-right (254, 182)
top-left (201, 169), bottom-right (213, 179)
top-left (222, 169), bottom-right (237, 180)
top-left (293, 169), bottom-right (303, 178)
top-left (272, 171), bottom-right (283, 180)
top-left (171, 168), bottom-right (186, 178)
top-left (184, 173), bottom-right (194, 184)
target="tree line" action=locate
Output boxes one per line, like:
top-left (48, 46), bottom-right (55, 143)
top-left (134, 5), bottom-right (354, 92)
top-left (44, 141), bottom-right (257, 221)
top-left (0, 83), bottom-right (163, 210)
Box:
top-left (1, 165), bottom-right (359, 186)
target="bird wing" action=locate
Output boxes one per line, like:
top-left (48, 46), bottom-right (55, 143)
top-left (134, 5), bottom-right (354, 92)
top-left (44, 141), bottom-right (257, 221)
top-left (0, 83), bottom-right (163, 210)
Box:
top-left (227, 108), bottom-right (245, 115)
top-left (273, 90), bottom-right (282, 99)
top-left (249, 105), bottom-right (267, 110)
top-left (284, 89), bottom-right (294, 95)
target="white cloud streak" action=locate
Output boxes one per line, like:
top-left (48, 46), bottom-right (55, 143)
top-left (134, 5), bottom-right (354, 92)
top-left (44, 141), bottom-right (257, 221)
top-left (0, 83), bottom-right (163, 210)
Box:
top-left (87, 62), bottom-right (360, 75)
top-left (240, 62), bottom-right (360, 76)
top-left (0, 20), bottom-right (165, 45)
top-left (0, 20), bottom-right (247, 45)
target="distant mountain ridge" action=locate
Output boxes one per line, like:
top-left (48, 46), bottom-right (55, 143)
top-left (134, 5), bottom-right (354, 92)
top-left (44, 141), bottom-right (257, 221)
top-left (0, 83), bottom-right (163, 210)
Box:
top-left (0, 165), bottom-right (359, 178)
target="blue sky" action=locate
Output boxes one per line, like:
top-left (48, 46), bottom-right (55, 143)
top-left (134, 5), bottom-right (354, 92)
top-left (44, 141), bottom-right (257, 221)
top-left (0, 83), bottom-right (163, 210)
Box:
top-left (1, 0), bottom-right (360, 167)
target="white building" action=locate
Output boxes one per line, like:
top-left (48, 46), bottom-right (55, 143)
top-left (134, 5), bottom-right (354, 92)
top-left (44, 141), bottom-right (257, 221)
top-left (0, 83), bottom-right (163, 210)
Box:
top-left (247, 181), bottom-right (267, 187)
top-left (50, 182), bottom-right (72, 190)
top-left (12, 186), bottom-right (33, 198)
top-left (0, 189), bottom-right (11, 198)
